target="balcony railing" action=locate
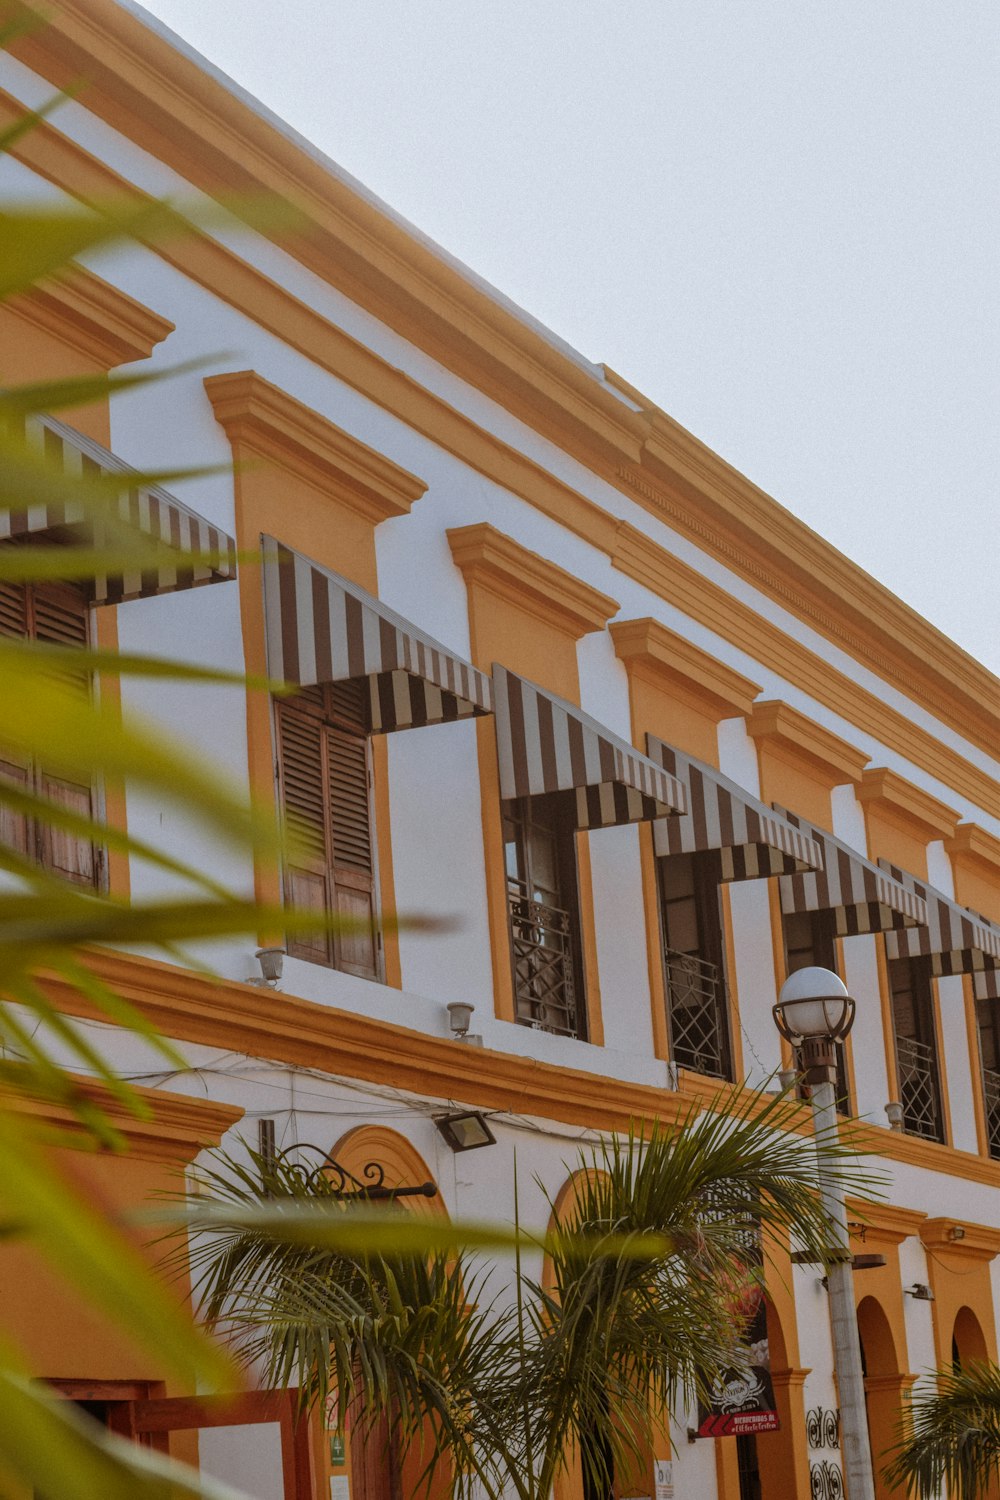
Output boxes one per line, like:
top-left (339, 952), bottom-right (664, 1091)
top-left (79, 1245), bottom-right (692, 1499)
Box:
top-left (663, 947), bottom-right (729, 1079)
top-left (983, 1068), bottom-right (1000, 1160)
top-left (508, 880), bottom-right (581, 1038)
top-left (896, 1034), bottom-right (944, 1142)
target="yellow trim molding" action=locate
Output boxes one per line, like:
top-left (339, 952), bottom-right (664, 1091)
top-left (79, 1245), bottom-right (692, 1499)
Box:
top-left (948, 823), bottom-right (1000, 876)
top-left (7, 1076), bottom-right (242, 1164)
top-left (448, 522), bottom-right (619, 639)
top-left (609, 617), bottom-right (760, 720)
top-left (5, 85), bottom-right (1000, 815)
top-left (204, 369), bottom-right (426, 525)
top-left (747, 700), bottom-right (870, 788)
top-left (6, 261), bottom-right (174, 368)
top-left (857, 768), bottom-right (960, 844)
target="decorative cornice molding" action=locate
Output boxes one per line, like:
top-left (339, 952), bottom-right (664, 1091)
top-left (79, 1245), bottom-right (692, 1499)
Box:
top-left (846, 1198), bottom-right (927, 1245)
top-left (4, 89), bottom-right (998, 819)
top-left (612, 525), bottom-right (999, 812)
top-left (447, 522), bottom-right (619, 639)
top-left (204, 369), bottom-right (426, 523)
top-left (7, 1075), bottom-right (242, 1164)
top-left (609, 616), bottom-right (760, 720)
top-left (6, 262), bottom-right (174, 367)
top-left (27, 948), bottom-right (1000, 1196)
top-left (746, 700), bottom-right (870, 788)
top-left (920, 1218), bottom-right (1000, 1260)
top-left (947, 823), bottom-right (1000, 877)
top-left (857, 768), bottom-right (960, 844)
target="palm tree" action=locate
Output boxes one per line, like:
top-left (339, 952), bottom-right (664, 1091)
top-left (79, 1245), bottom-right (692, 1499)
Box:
top-left (883, 1360), bottom-right (1000, 1499)
top-left (189, 1083), bottom-right (880, 1500)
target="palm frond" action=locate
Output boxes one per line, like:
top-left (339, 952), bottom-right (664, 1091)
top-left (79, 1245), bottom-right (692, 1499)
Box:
top-left (883, 1361), bottom-right (1000, 1499)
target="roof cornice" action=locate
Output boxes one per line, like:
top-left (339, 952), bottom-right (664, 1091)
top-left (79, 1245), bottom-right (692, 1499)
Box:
top-left (8, 4), bottom-right (1000, 773)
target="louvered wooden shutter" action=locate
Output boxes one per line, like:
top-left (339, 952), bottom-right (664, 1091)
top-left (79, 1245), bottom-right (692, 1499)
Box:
top-left (277, 700), bottom-right (333, 964)
top-left (326, 723), bottom-right (377, 978)
top-left (276, 688), bottom-right (378, 978)
top-left (30, 580), bottom-right (96, 884)
top-left (0, 562), bottom-right (97, 887)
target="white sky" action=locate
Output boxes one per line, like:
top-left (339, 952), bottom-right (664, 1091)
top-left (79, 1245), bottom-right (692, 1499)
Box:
top-left (136, 0), bottom-right (999, 676)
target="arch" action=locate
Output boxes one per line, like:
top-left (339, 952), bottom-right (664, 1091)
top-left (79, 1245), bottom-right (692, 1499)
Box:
top-left (952, 1305), bottom-right (989, 1367)
top-left (331, 1125), bottom-right (446, 1218)
top-left (857, 1295), bottom-right (910, 1500)
top-left (752, 1294), bottom-right (810, 1500)
top-left (327, 1126), bottom-right (449, 1500)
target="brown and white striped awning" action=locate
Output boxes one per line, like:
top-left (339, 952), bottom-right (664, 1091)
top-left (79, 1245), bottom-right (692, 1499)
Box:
top-left (878, 860), bottom-right (1000, 978)
top-left (975, 969), bottom-right (1000, 1002)
top-left (493, 666), bottom-right (686, 830)
top-left (647, 736), bottom-right (823, 880)
top-left (263, 537), bottom-right (493, 733)
top-left (774, 807), bottom-right (927, 936)
top-left (2, 414), bottom-right (237, 604)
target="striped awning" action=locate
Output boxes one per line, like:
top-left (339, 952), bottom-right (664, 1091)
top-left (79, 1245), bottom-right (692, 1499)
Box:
top-left (975, 969), bottom-right (1000, 1002)
top-left (774, 807), bottom-right (927, 936)
top-left (878, 860), bottom-right (1000, 978)
top-left (3, 414), bottom-right (237, 604)
top-left (647, 736), bottom-right (823, 880)
top-left (493, 666), bottom-right (686, 830)
top-left (262, 537), bottom-right (493, 733)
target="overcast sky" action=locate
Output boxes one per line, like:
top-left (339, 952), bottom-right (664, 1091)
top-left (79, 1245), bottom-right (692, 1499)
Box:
top-left (136, 0), bottom-right (1000, 678)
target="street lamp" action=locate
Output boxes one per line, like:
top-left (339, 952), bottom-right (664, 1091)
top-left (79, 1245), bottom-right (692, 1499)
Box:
top-left (773, 967), bottom-right (875, 1500)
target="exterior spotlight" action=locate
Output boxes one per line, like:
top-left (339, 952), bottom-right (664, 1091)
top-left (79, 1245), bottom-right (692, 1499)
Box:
top-left (885, 1101), bottom-right (905, 1132)
top-left (905, 1283), bottom-right (935, 1301)
top-left (446, 1001), bottom-right (475, 1039)
top-left (947, 1226), bottom-right (966, 1242)
top-left (250, 947), bottom-right (284, 987)
top-left (434, 1110), bottom-right (496, 1153)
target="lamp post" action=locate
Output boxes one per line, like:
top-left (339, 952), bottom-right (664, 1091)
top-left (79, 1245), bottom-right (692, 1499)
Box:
top-left (773, 966), bottom-right (875, 1500)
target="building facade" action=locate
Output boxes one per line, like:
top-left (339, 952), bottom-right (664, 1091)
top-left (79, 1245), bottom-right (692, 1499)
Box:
top-left (3, 3), bottom-right (1000, 1497)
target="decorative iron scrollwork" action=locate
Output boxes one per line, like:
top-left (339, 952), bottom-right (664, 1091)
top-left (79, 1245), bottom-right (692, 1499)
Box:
top-left (266, 1142), bottom-right (437, 1202)
top-left (810, 1460), bottom-right (844, 1499)
top-left (806, 1406), bottom-right (840, 1450)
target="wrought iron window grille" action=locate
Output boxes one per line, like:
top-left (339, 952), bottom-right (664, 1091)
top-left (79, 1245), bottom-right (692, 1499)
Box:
top-left (507, 878), bottom-right (580, 1038)
top-left (895, 1034), bottom-right (944, 1142)
top-left (663, 946), bottom-right (729, 1079)
top-left (983, 1067), bottom-right (1000, 1160)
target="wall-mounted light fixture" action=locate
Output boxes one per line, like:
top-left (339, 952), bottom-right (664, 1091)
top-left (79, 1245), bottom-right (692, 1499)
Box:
top-left (884, 1101), bottom-right (905, 1132)
top-left (250, 947), bottom-right (284, 988)
top-left (434, 1110), bottom-right (496, 1153)
top-left (446, 1001), bottom-right (475, 1038)
top-left (905, 1283), bottom-right (935, 1302)
top-left (947, 1226), bottom-right (966, 1242)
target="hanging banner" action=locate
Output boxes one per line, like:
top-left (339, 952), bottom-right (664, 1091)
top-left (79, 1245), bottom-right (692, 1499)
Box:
top-left (696, 1257), bottom-right (780, 1437)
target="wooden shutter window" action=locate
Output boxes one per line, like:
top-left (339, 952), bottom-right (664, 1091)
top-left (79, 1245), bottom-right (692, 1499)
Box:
top-left (0, 564), bottom-right (98, 888)
top-left (277, 688), bottom-right (378, 979)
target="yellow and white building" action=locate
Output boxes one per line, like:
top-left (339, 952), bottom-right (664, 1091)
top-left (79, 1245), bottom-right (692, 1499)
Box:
top-left (2, 2), bottom-right (1000, 1496)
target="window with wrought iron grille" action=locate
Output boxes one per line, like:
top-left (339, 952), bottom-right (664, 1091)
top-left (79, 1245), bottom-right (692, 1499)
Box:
top-left (975, 993), bottom-right (1000, 1161)
top-left (782, 909), bottom-right (851, 1113)
top-left (0, 567), bottom-right (101, 888)
top-left (887, 954), bottom-right (944, 1143)
top-left (502, 793), bottom-right (586, 1039)
top-left (657, 851), bottom-right (733, 1080)
top-left (275, 679), bottom-right (380, 979)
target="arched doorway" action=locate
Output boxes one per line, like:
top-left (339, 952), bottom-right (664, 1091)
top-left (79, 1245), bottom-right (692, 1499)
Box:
top-left (857, 1295), bottom-right (909, 1500)
top-left (328, 1127), bottom-right (449, 1500)
top-left (952, 1305), bottom-right (989, 1369)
